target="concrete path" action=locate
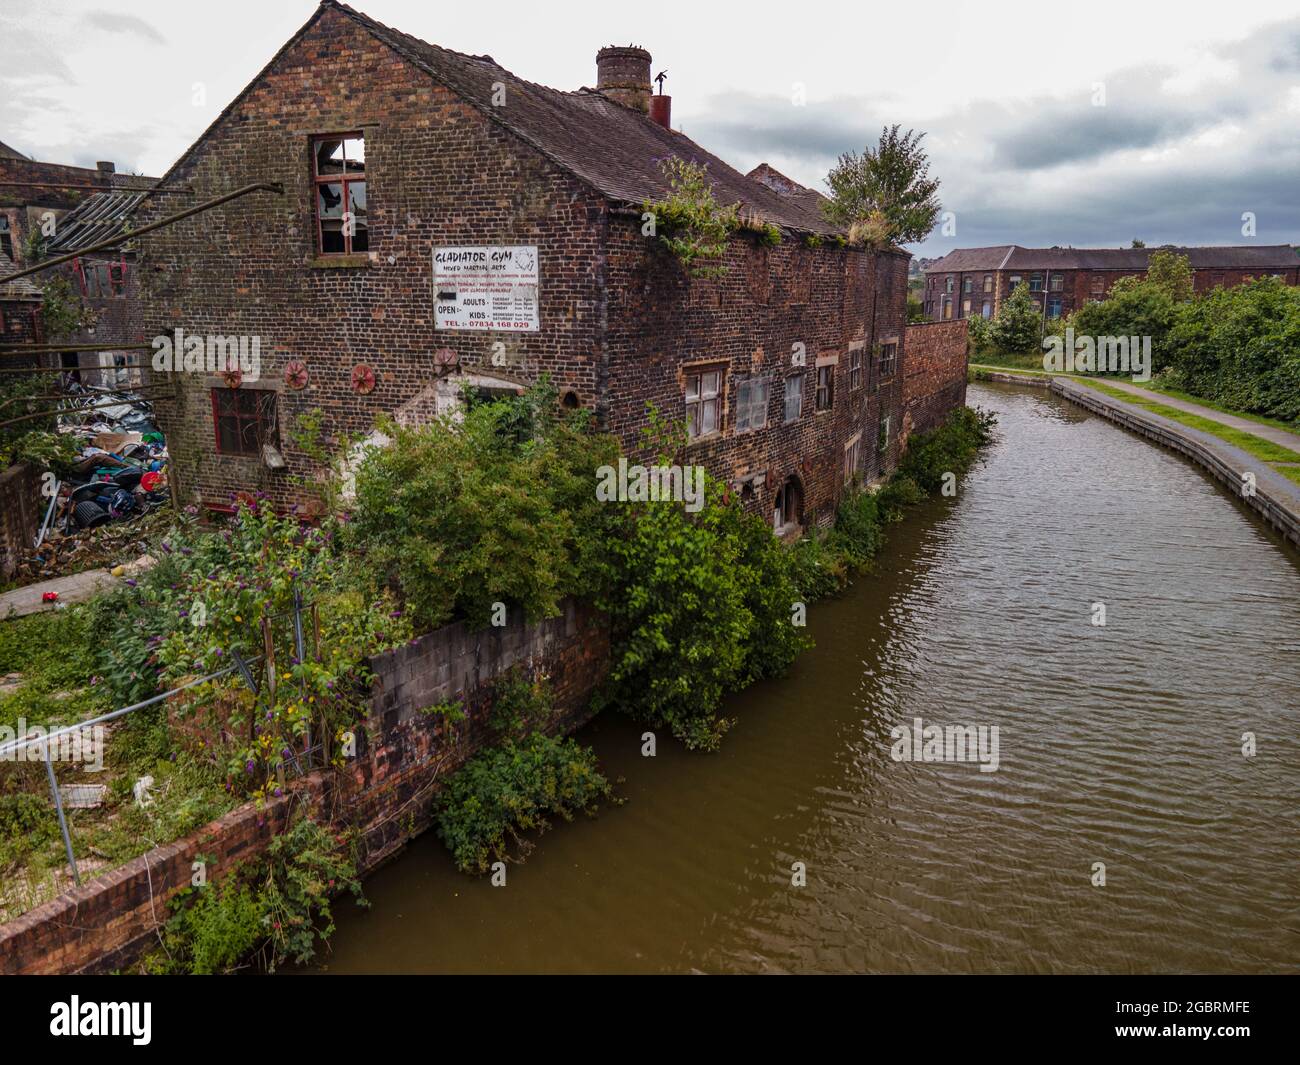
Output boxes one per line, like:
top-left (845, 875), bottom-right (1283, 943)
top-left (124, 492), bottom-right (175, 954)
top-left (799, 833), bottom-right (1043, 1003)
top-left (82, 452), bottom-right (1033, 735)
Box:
top-left (1090, 378), bottom-right (1300, 454)
top-left (0, 554), bottom-right (153, 621)
top-left (1051, 378), bottom-right (1300, 551)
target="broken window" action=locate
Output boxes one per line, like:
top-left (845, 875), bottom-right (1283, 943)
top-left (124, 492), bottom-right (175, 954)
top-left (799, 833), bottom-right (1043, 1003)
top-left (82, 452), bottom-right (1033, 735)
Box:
top-left (0, 216), bottom-right (12, 260)
top-left (685, 367), bottom-right (723, 438)
top-left (77, 259), bottom-right (126, 298)
top-left (879, 341), bottom-right (897, 378)
top-left (878, 413), bottom-right (891, 454)
top-left (212, 388), bottom-right (279, 456)
top-left (313, 134), bottom-right (367, 255)
top-left (735, 375), bottom-right (770, 432)
top-left (815, 364), bottom-right (834, 411)
top-left (783, 373), bottom-right (803, 423)
top-left (849, 347), bottom-right (862, 390)
top-left (774, 476), bottom-right (803, 531)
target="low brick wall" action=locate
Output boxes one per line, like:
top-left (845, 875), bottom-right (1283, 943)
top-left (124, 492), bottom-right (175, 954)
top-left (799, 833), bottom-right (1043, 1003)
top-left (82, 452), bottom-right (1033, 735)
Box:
top-left (0, 598), bottom-right (609, 974)
top-left (0, 463), bottom-right (40, 580)
top-left (904, 320), bottom-right (969, 435)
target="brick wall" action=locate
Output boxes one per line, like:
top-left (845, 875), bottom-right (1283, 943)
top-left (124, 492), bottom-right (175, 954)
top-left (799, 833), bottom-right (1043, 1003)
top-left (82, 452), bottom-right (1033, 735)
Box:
top-left (135, 5), bottom-right (608, 514)
top-left (132, 4), bottom-right (924, 531)
top-left (0, 597), bottom-right (608, 974)
top-left (903, 320), bottom-right (968, 436)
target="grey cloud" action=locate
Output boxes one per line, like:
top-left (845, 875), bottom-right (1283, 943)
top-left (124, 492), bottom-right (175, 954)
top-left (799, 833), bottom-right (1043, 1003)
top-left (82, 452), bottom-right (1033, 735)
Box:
top-left (84, 11), bottom-right (166, 45)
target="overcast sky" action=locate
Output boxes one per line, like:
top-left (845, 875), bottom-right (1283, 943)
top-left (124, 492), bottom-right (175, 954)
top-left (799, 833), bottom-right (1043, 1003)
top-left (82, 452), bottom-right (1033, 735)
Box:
top-left (3, 0), bottom-right (1298, 256)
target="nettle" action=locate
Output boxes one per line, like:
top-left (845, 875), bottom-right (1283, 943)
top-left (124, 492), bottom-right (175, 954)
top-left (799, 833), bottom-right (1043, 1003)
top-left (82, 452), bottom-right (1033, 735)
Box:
top-left (154, 499), bottom-right (410, 801)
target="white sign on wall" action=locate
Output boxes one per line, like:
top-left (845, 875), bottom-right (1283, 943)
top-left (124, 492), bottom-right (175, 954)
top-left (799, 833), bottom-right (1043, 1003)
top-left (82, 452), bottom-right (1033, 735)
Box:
top-left (433, 246), bottom-right (539, 331)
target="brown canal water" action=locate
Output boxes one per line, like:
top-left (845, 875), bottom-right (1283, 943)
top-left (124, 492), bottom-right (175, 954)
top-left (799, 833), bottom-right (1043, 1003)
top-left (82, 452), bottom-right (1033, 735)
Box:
top-left (311, 382), bottom-right (1300, 974)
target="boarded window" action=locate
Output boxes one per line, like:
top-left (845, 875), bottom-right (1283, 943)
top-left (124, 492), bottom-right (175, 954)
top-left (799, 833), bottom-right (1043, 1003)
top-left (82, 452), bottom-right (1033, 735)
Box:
top-left (735, 376), bottom-right (771, 432)
top-left (313, 134), bottom-right (367, 255)
top-left (685, 367), bottom-right (723, 438)
top-left (212, 388), bottom-right (279, 456)
top-left (844, 434), bottom-right (862, 484)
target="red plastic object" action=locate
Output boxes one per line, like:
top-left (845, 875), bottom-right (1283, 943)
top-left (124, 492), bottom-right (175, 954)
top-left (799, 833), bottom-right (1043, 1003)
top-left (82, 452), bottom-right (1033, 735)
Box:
top-left (42, 592), bottom-right (59, 602)
top-left (140, 471), bottom-right (163, 492)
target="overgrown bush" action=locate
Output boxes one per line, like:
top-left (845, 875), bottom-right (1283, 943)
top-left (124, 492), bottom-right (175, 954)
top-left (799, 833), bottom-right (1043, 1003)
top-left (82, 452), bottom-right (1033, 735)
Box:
top-left (153, 814), bottom-right (363, 974)
top-left (434, 733), bottom-right (613, 874)
top-left (347, 382), bottom-right (622, 632)
top-left (1162, 277), bottom-right (1300, 422)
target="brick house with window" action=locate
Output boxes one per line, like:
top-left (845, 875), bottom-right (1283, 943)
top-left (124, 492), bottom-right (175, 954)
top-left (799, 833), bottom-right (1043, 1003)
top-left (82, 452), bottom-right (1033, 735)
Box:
top-left (923, 244), bottom-right (1300, 323)
top-left (133, 1), bottom-right (944, 532)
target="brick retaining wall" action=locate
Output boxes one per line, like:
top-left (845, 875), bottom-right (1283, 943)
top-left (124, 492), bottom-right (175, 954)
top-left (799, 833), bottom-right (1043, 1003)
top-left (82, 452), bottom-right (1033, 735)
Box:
top-left (903, 320), bottom-right (969, 436)
top-left (0, 598), bottom-right (608, 974)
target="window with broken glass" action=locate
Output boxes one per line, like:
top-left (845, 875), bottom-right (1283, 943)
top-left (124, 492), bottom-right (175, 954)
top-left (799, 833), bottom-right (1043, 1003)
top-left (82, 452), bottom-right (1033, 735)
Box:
top-left (735, 375), bottom-right (770, 432)
top-left (685, 367), bottom-right (723, 438)
top-left (313, 134), bottom-right (367, 255)
top-left (212, 388), bottom-right (279, 456)
top-left (878, 341), bottom-right (897, 378)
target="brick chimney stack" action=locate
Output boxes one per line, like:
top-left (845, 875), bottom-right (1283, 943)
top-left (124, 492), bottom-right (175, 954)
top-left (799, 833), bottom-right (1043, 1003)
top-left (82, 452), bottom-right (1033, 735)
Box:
top-left (597, 45), bottom-right (652, 113)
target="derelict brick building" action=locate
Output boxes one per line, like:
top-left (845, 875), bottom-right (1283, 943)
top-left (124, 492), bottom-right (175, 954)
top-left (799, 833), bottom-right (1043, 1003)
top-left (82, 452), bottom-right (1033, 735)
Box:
top-left (135, 0), bottom-right (954, 532)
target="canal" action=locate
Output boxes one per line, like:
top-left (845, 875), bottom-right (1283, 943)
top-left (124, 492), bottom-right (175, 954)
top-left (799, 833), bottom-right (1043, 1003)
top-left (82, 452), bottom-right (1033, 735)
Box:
top-left (312, 381), bottom-right (1300, 974)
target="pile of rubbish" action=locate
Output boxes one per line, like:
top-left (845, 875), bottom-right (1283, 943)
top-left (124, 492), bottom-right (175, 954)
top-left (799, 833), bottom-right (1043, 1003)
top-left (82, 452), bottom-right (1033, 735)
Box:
top-left (26, 383), bottom-right (171, 570)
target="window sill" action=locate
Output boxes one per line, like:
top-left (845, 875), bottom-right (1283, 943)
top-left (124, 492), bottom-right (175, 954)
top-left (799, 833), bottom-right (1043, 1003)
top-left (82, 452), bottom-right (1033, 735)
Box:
top-left (685, 431), bottom-right (722, 446)
top-left (309, 254), bottom-right (373, 269)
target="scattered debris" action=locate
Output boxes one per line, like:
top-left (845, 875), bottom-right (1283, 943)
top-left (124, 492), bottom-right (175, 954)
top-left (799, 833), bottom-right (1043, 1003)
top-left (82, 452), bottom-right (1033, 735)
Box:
top-left (132, 775), bottom-right (155, 808)
top-left (59, 784), bottom-right (108, 810)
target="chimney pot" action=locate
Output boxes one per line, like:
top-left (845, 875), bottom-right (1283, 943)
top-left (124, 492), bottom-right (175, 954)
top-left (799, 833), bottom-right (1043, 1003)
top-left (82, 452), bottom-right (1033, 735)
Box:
top-left (596, 45), bottom-right (652, 113)
top-left (649, 94), bottom-right (672, 129)
top-left (96, 161), bottom-right (115, 173)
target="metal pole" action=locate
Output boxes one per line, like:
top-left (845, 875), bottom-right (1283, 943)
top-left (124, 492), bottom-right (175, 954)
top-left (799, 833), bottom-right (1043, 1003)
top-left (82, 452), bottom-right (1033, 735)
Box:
top-left (0, 181), bottom-right (283, 286)
top-left (43, 739), bottom-right (81, 887)
top-left (292, 585), bottom-right (312, 769)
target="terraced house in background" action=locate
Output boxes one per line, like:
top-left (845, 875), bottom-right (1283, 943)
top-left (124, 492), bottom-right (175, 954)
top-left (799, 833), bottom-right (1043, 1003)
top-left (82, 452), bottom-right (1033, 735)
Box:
top-left (132, 0), bottom-right (968, 535)
top-left (923, 243), bottom-right (1300, 322)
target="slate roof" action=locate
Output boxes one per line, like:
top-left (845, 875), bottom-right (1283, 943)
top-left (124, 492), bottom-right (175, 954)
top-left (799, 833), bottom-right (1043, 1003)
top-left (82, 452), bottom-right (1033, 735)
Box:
top-left (0, 139), bottom-right (30, 160)
top-left (328, 3), bottom-right (838, 234)
top-left (0, 250), bottom-right (42, 301)
top-left (925, 244), bottom-right (1300, 273)
top-left (46, 190), bottom-right (147, 254)
top-left (154, 1), bottom-right (840, 237)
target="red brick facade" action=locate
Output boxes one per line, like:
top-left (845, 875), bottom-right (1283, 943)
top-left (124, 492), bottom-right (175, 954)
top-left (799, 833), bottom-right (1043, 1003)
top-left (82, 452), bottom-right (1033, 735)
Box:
top-left (903, 320), bottom-right (969, 436)
top-left (131, 2), bottom-right (948, 532)
top-left (924, 245), bottom-right (1300, 323)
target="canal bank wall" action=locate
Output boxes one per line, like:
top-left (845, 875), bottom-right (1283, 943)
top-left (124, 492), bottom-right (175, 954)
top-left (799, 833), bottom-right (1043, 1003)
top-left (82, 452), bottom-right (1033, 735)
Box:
top-left (0, 598), bottom-right (609, 974)
top-left (1051, 378), bottom-right (1300, 552)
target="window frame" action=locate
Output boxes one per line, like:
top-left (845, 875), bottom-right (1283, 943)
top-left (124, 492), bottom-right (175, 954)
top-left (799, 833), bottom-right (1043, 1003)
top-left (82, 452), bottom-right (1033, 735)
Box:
top-left (783, 373), bottom-right (803, 424)
top-left (735, 374), bottom-right (771, 433)
top-left (878, 413), bottom-right (891, 454)
top-left (878, 341), bottom-right (898, 378)
top-left (849, 347), bottom-right (862, 390)
top-left (685, 364), bottom-right (725, 439)
top-left (815, 364), bottom-right (834, 412)
top-left (211, 387), bottom-right (279, 457)
top-left (311, 132), bottom-right (368, 257)
top-left (844, 434), bottom-right (862, 485)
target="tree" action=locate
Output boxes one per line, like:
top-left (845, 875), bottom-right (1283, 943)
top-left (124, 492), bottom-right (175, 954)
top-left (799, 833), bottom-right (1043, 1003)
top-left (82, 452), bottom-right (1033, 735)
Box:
top-left (1130, 239), bottom-right (1146, 248)
top-left (989, 282), bottom-right (1042, 353)
top-left (823, 125), bottom-right (941, 247)
top-left (1145, 249), bottom-right (1193, 303)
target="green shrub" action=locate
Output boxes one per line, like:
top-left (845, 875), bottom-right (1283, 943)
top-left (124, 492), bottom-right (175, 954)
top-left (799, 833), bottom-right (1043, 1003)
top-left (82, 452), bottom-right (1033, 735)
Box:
top-left (161, 879), bottom-right (264, 975)
top-left (435, 733), bottom-right (613, 874)
top-left (348, 382), bottom-right (622, 632)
